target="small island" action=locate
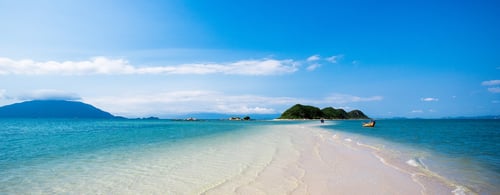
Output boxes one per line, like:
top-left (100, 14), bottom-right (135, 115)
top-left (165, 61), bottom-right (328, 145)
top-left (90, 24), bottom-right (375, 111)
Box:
top-left (278, 104), bottom-right (370, 119)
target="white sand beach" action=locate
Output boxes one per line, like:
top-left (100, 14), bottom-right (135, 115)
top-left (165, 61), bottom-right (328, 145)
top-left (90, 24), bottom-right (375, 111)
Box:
top-left (200, 124), bottom-right (454, 194)
top-left (3, 123), bottom-right (456, 194)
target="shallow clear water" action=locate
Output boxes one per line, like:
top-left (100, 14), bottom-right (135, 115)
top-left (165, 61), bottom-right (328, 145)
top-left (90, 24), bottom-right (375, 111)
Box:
top-left (1, 119), bottom-right (314, 194)
top-left (1, 119), bottom-right (498, 194)
top-left (320, 119), bottom-right (500, 194)
top-left (0, 119), bottom-right (271, 171)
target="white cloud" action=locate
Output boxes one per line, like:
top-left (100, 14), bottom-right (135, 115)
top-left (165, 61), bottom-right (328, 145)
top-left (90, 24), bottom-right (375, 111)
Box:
top-left (326, 55), bottom-right (343, 63)
top-left (82, 91), bottom-right (382, 117)
top-left (481, 80), bottom-right (500, 93)
top-left (482, 80), bottom-right (500, 86)
top-left (421, 97), bottom-right (439, 102)
top-left (223, 59), bottom-right (298, 75)
top-left (306, 63), bottom-right (321, 71)
top-left (0, 89), bottom-right (6, 99)
top-left (0, 57), bottom-right (134, 75)
top-left (411, 110), bottom-right (423, 113)
top-left (17, 89), bottom-right (81, 100)
top-left (84, 91), bottom-right (299, 117)
top-left (488, 87), bottom-right (500, 93)
top-left (324, 94), bottom-right (383, 104)
top-left (214, 105), bottom-right (275, 114)
top-left (0, 57), bottom-right (299, 76)
top-left (307, 55), bottom-right (320, 62)
top-left (304, 54), bottom-right (343, 71)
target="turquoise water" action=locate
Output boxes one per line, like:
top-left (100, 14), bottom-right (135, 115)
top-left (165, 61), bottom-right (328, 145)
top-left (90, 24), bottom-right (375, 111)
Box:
top-left (1, 119), bottom-right (499, 194)
top-left (1, 119), bottom-right (288, 194)
top-left (0, 119), bottom-right (270, 171)
top-left (320, 119), bottom-right (500, 194)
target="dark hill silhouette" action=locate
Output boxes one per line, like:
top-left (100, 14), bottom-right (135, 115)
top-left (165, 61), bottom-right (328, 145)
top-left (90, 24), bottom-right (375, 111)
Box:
top-left (279, 104), bottom-right (369, 119)
top-left (321, 107), bottom-right (349, 119)
top-left (347, 110), bottom-right (369, 119)
top-left (0, 100), bottom-right (116, 118)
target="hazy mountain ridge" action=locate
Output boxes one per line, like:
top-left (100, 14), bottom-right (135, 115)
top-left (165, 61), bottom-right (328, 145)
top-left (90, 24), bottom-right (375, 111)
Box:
top-left (0, 100), bottom-right (116, 118)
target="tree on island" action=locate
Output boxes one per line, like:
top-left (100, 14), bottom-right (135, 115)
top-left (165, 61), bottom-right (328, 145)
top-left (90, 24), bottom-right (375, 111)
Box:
top-left (321, 107), bottom-right (349, 119)
top-left (346, 110), bottom-right (369, 119)
top-left (279, 104), bottom-right (324, 119)
top-left (278, 104), bottom-right (369, 119)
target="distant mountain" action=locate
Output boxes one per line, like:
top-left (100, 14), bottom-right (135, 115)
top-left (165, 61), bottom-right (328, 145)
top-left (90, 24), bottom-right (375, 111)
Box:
top-left (443, 115), bottom-right (500, 120)
top-left (0, 100), bottom-right (116, 118)
top-left (278, 104), bottom-right (370, 119)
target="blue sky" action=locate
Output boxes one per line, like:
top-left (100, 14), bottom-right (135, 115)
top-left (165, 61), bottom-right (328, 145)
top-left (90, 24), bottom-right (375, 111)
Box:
top-left (0, 0), bottom-right (499, 118)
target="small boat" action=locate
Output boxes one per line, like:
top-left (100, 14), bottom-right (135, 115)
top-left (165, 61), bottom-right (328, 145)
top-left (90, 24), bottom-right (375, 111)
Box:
top-left (229, 117), bottom-right (241, 120)
top-left (362, 120), bottom-right (376, 127)
top-left (186, 117), bottom-right (197, 121)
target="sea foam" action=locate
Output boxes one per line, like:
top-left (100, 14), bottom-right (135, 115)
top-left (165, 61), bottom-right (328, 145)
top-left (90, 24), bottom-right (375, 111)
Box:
top-left (451, 185), bottom-right (467, 195)
top-left (406, 158), bottom-right (427, 169)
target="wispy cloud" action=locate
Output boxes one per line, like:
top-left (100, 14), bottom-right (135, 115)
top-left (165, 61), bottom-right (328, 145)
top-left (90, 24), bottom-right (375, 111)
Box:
top-left (481, 80), bottom-right (500, 86)
top-left (82, 91), bottom-right (383, 117)
top-left (324, 94), bottom-right (383, 104)
top-left (84, 91), bottom-right (297, 116)
top-left (421, 97), bottom-right (439, 102)
top-left (481, 80), bottom-right (500, 93)
top-left (326, 55), bottom-right (343, 63)
top-left (488, 87), bottom-right (500, 93)
top-left (0, 89), bottom-right (6, 99)
top-left (411, 110), bottom-right (423, 113)
top-left (306, 63), bottom-right (321, 71)
top-left (0, 57), bottom-right (299, 76)
top-left (307, 55), bottom-right (320, 62)
top-left (304, 54), bottom-right (343, 71)
top-left (18, 89), bottom-right (81, 101)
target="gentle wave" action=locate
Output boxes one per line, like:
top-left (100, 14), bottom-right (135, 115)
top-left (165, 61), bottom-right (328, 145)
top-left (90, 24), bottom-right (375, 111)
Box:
top-left (406, 158), bottom-right (427, 169)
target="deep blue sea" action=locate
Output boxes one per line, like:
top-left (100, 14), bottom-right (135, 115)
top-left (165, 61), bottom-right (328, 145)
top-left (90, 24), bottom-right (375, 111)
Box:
top-left (320, 119), bottom-right (500, 194)
top-left (0, 119), bottom-right (498, 194)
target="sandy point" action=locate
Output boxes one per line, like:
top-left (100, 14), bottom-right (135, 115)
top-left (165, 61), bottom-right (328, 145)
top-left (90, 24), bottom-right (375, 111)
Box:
top-left (202, 124), bottom-right (455, 195)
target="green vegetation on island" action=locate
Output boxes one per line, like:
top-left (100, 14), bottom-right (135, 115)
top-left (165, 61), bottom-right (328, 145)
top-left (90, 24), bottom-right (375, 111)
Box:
top-left (279, 104), bottom-right (369, 119)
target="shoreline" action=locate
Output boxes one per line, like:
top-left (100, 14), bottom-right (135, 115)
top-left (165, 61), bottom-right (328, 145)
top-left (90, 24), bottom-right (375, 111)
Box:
top-left (1, 120), bottom-right (474, 194)
top-left (320, 126), bottom-right (469, 195)
top-left (314, 120), bottom-right (497, 195)
top-left (203, 123), bottom-right (458, 194)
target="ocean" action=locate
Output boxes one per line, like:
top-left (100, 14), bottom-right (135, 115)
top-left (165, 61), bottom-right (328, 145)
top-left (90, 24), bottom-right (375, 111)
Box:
top-left (0, 119), bottom-right (498, 194)
top-left (319, 119), bottom-right (500, 194)
top-left (0, 119), bottom-right (292, 194)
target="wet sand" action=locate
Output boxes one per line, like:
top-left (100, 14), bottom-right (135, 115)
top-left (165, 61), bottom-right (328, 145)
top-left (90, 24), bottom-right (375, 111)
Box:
top-left (202, 124), bottom-right (454, 194)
